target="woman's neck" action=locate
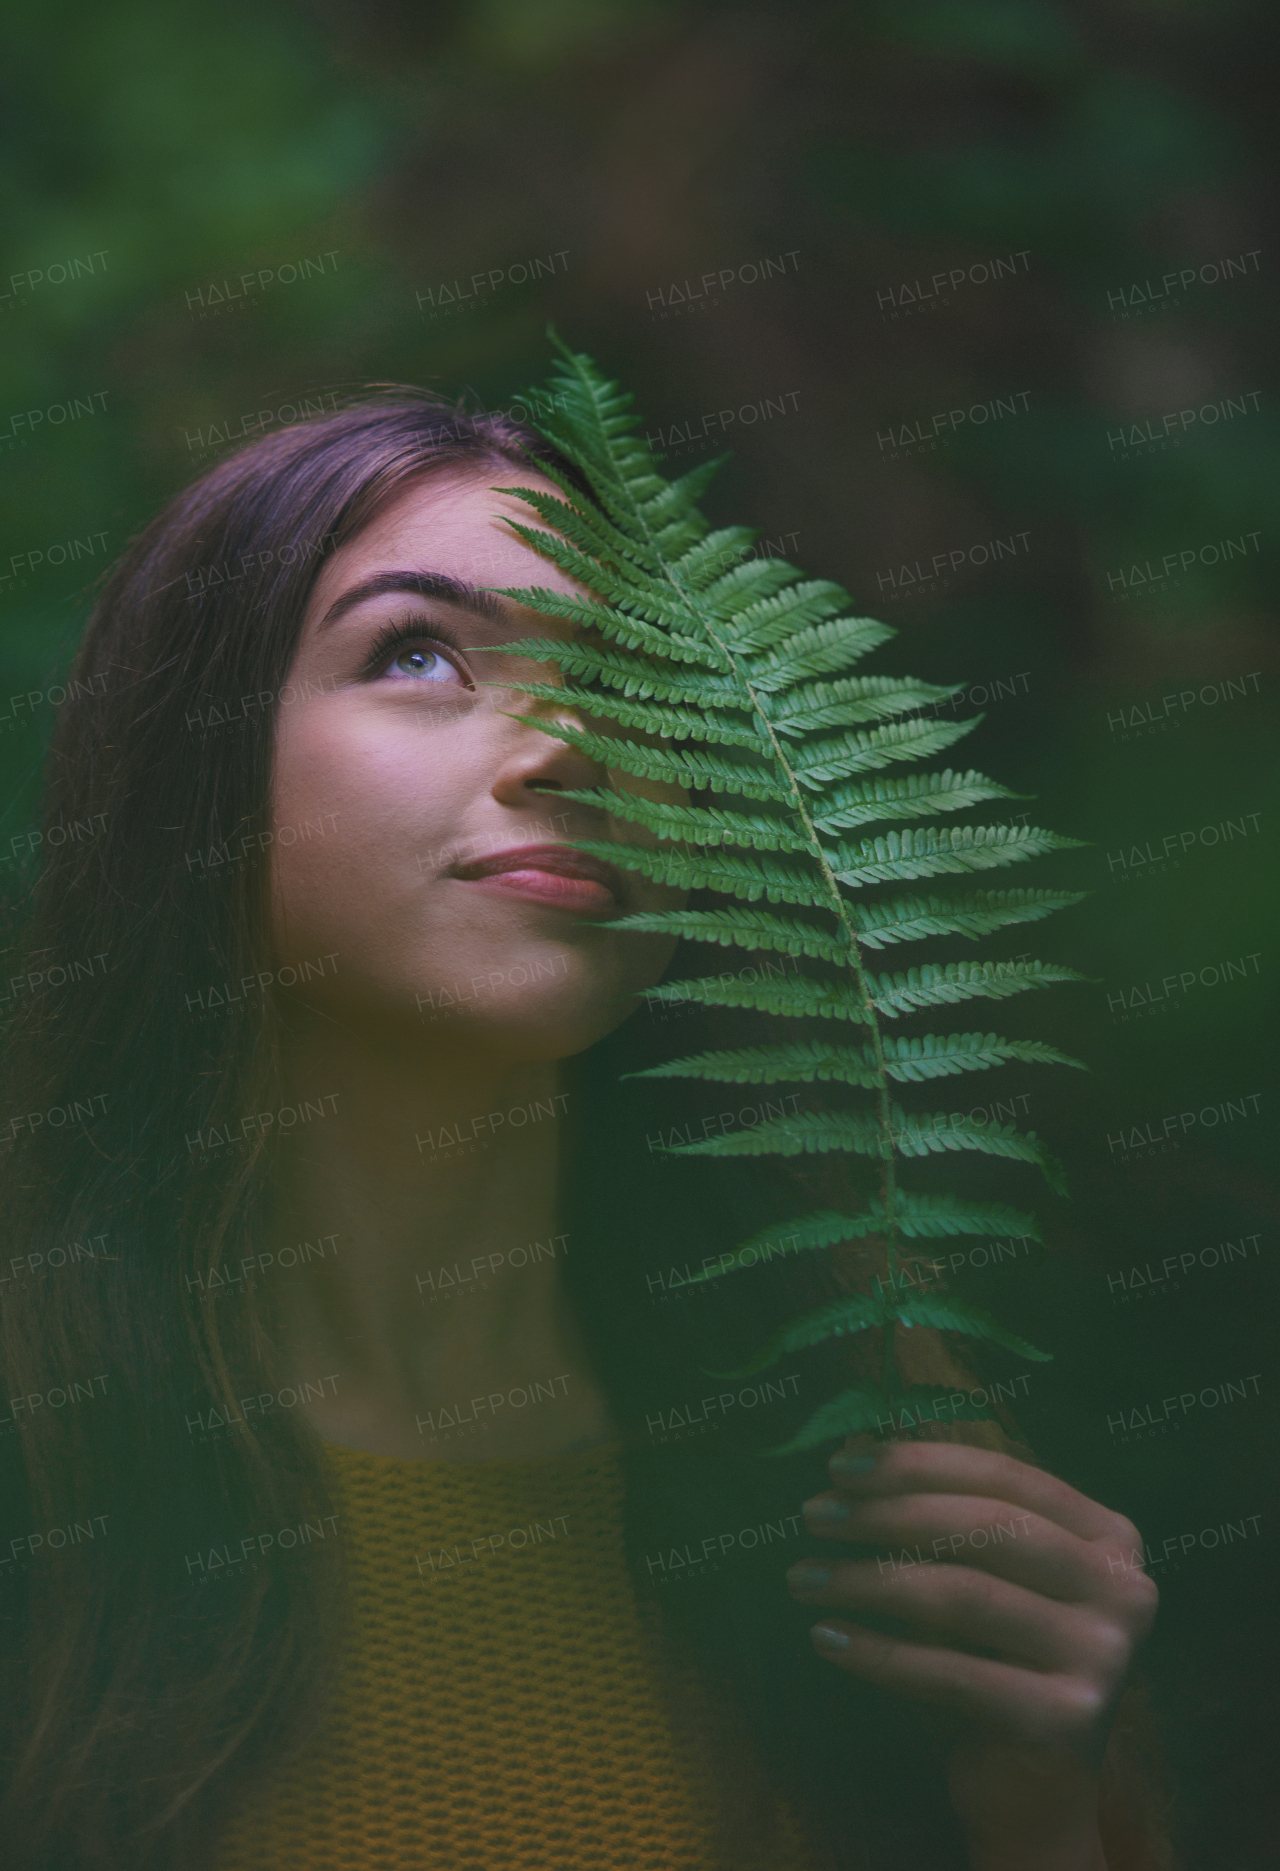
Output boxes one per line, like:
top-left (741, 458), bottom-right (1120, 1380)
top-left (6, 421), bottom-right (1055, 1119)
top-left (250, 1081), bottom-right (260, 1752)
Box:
top-left (260, 1009), bottom-right (614, 1460)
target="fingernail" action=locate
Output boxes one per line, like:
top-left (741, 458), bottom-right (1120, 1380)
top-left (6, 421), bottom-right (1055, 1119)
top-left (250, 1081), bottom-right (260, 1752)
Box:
top-left (802, 1495), bottom-right (850, 1526)
top-left (786, 1562), bottom-right (832, 1592)
top-left (811, 1623), bottom-right (850, 1653)
top-left (830, 1451), bottom-right (877, 1478)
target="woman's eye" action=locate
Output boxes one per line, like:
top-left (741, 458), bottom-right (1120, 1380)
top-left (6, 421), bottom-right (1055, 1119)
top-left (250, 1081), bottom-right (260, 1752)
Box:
top-left (380, 642), bottom-right (468, 685)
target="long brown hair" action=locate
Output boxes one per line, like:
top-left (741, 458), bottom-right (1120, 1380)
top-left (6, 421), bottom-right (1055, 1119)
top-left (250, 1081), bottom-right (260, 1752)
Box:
top-left (0, 392), bottom-right (613, 1868)
top-left (0, 391), bottom-right (1170, 1871)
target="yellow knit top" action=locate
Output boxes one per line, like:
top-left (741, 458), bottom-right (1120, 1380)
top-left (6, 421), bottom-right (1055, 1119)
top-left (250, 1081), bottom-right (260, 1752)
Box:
top-left (214, 1436), bottom-right (833, 1871)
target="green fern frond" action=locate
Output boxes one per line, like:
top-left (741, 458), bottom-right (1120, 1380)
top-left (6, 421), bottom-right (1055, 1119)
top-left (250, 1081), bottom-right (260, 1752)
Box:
top-left (680, 1192), bottom-right (1043, 1285)
top-left (849, 889), bottom-right (1087, 948)
top-left (812, 768), bottom-right (1028, 832)
top-left (491, 637), bottom-right (746, 705)
top-left (640, 971), bottom-right (870, 1023)
top-left (493, 480), bottom-right (662, 573)
top-left (889, 1106), bottom-right (1068, 1194)
top-left (498, 519), bottom-right (695, 624)
top-left (546, 786), bottom-right (811, 853)
top-left (492, 584), bottom-right (721, 665)
top-left (503, 681), bottom-right (767, 750)
top-left (667, 522), bottom-right (760, 589)
top-left (661, 1110), bottom-right (888, 1160)
top-left (874, 1192), bottom-right (1042, 1239)
top-left (764, 675), bottom-right (961, 734)
top-left (764, 1385), bottom-right (998, 1455)
top-left (653, 1100), bottom-right (1065, 1192)
top-left (828, 825), bottom-right (1084, 888)
top-left (625, 1040), bottom-right (885, 1088)
top-left (712, 1285), bottom-right (1050, 1381)
top-left (697, 556), bottom-right (808, 620)
top-left (880, 1033), bottom-right (1087, 1078)
top-left (569, 837), bottom-right (821, 906)
top-left (892, 1294), bottom-right (1052, 1361)
top-left (792, 714), bottom-right (983, 785)
top-left (599, 907), bottom-right (853, 964)
top-left (712, 1293), bottom-right (889, 1377)
top-left (868, 959), bottom-right (1087, 1016)
top-left (746, 616), bottom-right (897, 686)
top-left (492, 333), bottom-right (1091, 1455)
top-left (643, 483), bottom-right (736, 558)
top-left (505, 717), bottom-right (791, 800)
top-left (694, 1208), bottom-right (890, 1270)
top-left (625, 1032), bottom-right (1081, 1089)
top-left (723, 587), bottom-right (887, 655)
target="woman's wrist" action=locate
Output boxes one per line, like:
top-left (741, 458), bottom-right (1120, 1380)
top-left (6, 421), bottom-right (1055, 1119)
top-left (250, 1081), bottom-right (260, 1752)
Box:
top-left (950, 1747), bottom-right (1109, 1871)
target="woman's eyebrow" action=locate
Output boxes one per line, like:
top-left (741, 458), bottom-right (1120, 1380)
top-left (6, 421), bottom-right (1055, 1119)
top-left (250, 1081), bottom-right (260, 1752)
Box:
top-left (317, 570), bottom-right (510, 632)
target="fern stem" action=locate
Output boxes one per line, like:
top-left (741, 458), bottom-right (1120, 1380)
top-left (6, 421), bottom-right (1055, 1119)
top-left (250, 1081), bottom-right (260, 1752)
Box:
top-left (693, 650), bottom-right (904, 1405)
top-left (560, 349), bottom-right (905, 1410)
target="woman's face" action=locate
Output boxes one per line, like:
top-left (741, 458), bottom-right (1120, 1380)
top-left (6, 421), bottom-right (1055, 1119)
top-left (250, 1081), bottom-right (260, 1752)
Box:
top-left (268, 465), bottom-right (688, 1061)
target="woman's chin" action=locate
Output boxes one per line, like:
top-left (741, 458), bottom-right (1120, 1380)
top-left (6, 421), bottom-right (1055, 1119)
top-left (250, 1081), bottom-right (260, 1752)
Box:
top-left (271, 946), bottom-right (652, 1058)
top-left (407, 997), bottom-right (635, 1061)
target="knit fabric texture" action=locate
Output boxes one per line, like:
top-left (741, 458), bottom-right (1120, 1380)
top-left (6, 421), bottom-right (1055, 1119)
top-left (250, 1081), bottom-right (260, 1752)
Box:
top-left (214, 1437), bottom-right (830, 1871)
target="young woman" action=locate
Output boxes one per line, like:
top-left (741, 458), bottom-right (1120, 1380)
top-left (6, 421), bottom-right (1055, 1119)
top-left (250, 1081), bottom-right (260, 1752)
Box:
top-left (0, 389), bottom-right (1172, 1870)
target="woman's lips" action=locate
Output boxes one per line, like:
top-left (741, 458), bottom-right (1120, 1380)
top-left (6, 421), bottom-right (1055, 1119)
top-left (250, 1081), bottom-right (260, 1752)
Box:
top-left (449, 844), bottom-right (626, 913)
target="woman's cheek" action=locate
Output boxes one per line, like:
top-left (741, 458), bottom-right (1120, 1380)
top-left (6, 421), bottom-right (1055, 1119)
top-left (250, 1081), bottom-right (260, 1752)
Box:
top-left (266, 703), bottom-right (411, 957)
top-left (644, 877), bottom-right (689, 913)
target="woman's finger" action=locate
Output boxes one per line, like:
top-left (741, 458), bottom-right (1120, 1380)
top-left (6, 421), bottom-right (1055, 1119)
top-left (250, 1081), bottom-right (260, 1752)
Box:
top-left (785, 1557), bottom-right (1131, 1677)
top-left (824, 1438), bottom-right (1136, 1548)
top-left (798, 1491), bottom-right (1118, 1604)
top-left (802, 1618), bottom-right (1115, 1743)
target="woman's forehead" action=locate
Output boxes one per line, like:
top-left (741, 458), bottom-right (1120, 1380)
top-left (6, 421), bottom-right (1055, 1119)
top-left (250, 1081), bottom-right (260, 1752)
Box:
top-left (305, 467), bottom-right (586, 628)
top-left (305, 464), bottom-right (591, 639)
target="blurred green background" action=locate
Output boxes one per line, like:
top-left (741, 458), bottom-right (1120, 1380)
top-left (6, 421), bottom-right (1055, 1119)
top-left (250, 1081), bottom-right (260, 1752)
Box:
top-left (2, 0), bottom-right (1276, 1858)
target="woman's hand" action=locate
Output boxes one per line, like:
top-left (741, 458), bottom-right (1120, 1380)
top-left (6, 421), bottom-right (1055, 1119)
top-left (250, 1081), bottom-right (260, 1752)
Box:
top-left (786, 1438), bottom-right (1159, 1870)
